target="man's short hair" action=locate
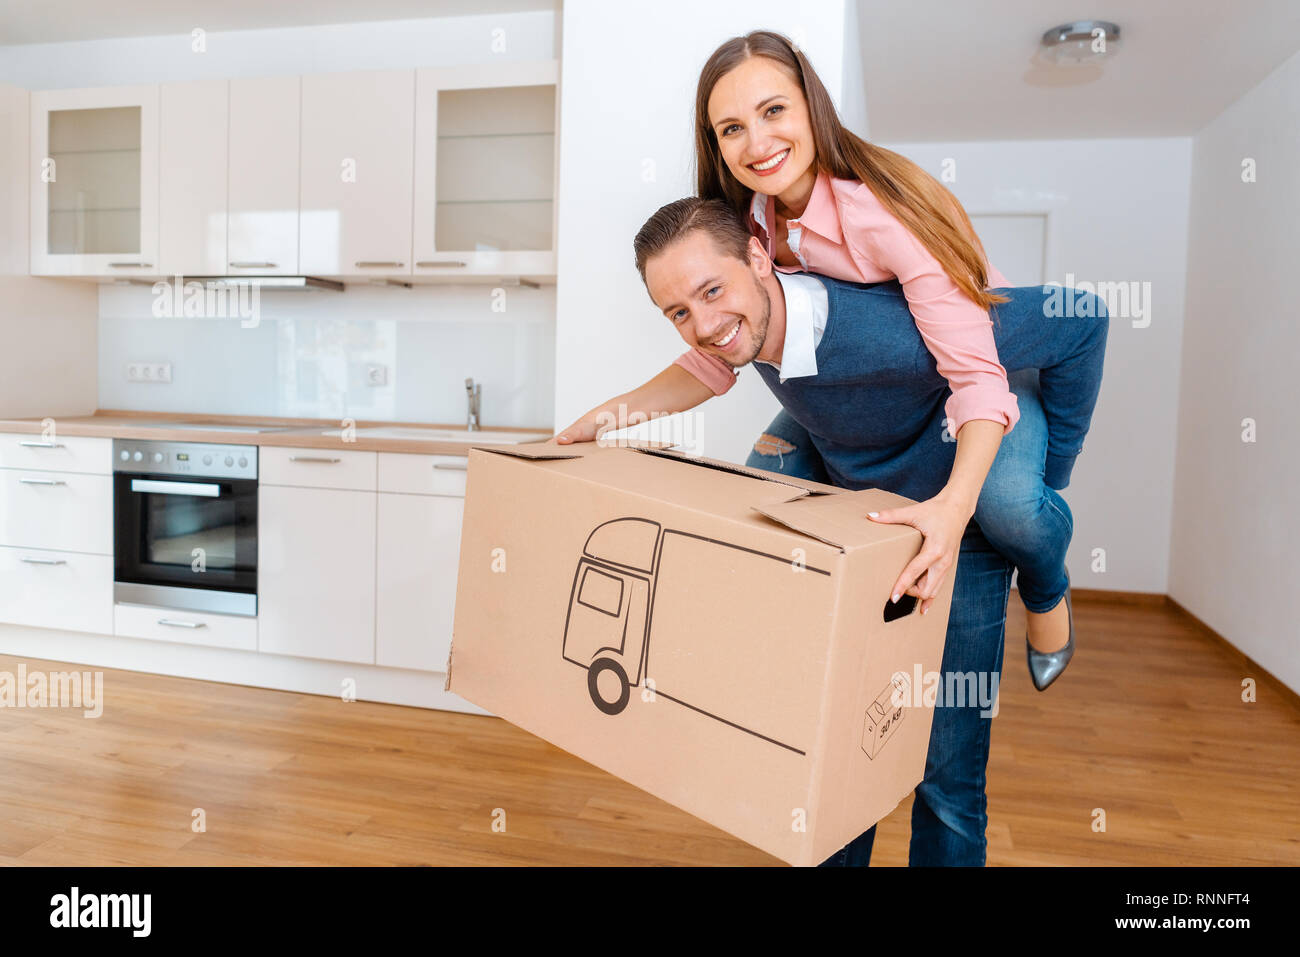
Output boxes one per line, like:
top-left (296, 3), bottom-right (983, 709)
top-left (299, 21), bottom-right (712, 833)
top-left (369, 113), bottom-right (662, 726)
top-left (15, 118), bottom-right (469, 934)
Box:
top-left (633, 197), bottom-right (752, 283)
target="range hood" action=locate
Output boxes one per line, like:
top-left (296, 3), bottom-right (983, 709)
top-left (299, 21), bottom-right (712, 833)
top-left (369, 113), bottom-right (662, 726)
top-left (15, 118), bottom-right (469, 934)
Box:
top-left (191, 276), bottom-right (344, 291)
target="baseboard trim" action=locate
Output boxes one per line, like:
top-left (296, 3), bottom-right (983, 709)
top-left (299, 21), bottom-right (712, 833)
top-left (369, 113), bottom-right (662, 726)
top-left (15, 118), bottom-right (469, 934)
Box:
top-left (1164, 597), bottom-right (1300, 712)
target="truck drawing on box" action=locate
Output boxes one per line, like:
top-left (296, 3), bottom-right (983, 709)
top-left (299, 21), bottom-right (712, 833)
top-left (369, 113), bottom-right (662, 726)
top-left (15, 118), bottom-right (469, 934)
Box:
top-left (561, 516), bottom-right (917, 758)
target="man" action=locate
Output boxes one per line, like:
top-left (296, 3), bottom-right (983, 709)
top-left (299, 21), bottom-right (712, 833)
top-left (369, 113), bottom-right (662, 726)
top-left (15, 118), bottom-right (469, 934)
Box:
top-left (601, 196), bottom-right (1107, 865)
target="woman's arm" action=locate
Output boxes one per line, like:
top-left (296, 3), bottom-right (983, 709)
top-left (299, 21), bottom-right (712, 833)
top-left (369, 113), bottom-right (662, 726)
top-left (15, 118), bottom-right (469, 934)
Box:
top-left (868, 419), bottom-right (1003, 614)
top-left (555, 362), bottom-right (716, 443)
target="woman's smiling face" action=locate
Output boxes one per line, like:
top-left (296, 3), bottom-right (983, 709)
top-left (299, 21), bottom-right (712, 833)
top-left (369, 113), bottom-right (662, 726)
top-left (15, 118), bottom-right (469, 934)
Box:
top-left (707, 55), bottom-right (817, 201)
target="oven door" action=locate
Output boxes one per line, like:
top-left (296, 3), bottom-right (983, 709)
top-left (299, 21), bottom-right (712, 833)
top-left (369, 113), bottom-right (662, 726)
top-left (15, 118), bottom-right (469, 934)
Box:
top-left (114, 472), bottom-right (258, 615)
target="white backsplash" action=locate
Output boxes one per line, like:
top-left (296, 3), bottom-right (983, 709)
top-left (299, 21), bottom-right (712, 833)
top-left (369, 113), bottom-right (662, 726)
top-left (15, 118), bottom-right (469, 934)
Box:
top-left (97, 282), bottom-right (556, 428)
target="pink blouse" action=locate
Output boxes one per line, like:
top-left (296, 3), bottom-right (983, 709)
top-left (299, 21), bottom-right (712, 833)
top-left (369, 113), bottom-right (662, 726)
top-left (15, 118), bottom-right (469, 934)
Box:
top-left (673, 169), bottom-right (1020, 436)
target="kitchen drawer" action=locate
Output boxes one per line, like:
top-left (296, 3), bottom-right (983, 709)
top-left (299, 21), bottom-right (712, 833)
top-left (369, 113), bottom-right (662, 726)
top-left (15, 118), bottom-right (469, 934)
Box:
top-left (259, 446), bottom-right (376, 491)
top-left (377, 452), bottom-right (468, 497)
top-left (0, 433), bottom-right (111, 474)
top-left (0, 470), bottom-right (113, 554)
top-left (0, 546), bottom-right (113, 634)
top-left (114, 602), bottom-right (258, 651)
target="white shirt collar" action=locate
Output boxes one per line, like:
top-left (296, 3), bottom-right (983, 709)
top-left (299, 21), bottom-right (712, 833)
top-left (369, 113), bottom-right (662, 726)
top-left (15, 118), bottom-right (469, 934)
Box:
top-left (755, 270), bottom-right (827, 383)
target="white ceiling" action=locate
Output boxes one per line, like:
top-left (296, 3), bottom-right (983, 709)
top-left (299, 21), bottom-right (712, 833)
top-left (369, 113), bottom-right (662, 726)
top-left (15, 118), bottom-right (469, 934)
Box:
top-left (0, 0), bottom-right (557, 45)
top-left (856, 0), bottom-right (1300, 140)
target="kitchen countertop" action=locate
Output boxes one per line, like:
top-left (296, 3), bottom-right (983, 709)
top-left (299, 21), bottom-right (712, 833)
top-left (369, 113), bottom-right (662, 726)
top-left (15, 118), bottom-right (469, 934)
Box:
top-left (0, 410), bottom-right (554, 455)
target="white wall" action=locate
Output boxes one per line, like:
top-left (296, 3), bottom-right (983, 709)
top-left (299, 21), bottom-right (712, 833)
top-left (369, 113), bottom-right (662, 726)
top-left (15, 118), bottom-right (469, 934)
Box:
top-left (0, 84), bottom-right (98, 418)
top-left (1170, 49), bottom-right (1300, 692)
top-left (874, 139), bottom-right (1192, 596)
top-left (553, 0), bottom-right (848, 459)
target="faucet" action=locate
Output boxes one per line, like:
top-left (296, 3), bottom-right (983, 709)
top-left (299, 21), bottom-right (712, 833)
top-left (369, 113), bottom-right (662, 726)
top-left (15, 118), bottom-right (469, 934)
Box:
top-left (465, 377), bottom-right (481, 431)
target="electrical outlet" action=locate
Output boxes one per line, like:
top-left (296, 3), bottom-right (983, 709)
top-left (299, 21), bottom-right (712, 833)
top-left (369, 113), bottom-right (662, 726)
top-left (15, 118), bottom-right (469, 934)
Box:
top-left (127, 362), bottom-right (172, 383)
top-left (366, 365), bottom-right (388, 387)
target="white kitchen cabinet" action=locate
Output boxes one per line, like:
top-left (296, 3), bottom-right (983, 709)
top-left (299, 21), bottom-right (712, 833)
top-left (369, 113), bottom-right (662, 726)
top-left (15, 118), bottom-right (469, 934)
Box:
top-left (159, 79), bottom-right (229, 277)
top-left (259, 446), bottom-right (376, 491)
top-left (299, 70), bottom-right (414, 277)
top-left (30, 84), bottom-right (159, 276)
top-left (412, 61), bottom-right (558, 279)
top-left (257, 483), bottom-right (376, 664)
top-left (228, 75), bottom-right (301, 276)
top-left (0, 470), bottom-right (113, 554)
top-left (376, 491), bottom-right (464, 673)
top-left (114, 602), bottom-right (257, 652)
top-left (0, 433), bottom-right (111, 473)
top-left (0, 546), bottom-right (113, 634)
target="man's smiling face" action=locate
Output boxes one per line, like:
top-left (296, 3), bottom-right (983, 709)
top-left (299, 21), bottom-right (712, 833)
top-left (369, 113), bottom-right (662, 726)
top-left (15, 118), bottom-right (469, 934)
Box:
top-left (644, 230), bottom-right (773, 368)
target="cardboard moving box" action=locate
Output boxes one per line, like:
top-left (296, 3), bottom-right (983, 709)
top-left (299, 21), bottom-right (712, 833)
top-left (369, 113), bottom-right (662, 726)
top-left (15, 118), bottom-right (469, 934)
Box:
top-left (445, 438), bottom-right (954, 866)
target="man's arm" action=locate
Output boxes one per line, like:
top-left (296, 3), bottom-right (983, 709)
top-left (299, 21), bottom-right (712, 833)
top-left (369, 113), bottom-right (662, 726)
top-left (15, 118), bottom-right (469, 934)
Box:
top-left (555, 363), bottom-right (715, 443)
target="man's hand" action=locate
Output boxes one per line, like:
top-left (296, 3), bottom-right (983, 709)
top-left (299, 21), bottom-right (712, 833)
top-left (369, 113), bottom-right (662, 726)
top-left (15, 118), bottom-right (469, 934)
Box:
top-left (867, 492), bottom-right (974, 616)
top-left (554, 414), bottom-right (602, 444)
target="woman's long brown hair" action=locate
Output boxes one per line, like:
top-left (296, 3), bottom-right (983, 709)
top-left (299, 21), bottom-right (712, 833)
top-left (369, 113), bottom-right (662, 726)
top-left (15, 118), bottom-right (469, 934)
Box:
top-left (694, 30), bottom-right (1009, 309)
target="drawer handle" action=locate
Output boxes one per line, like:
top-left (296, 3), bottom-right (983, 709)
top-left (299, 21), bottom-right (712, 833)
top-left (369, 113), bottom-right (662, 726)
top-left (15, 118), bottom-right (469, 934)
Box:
top-left (415, 260), bottom-right (467, 268)
top-left (288, 456), bottom-right (342, 464)
top-left (433, 463), bottom-right (468, 471)
top-left (107, 262), bottom-right (153, 268)
top-left (18, 440), bottom-right (64, 448)
top-left (158, 618), bottom-right (206, 629)
top-left (354, 261), bottom-right (405, 268)
top-left (18, 477), bottom-right (66, 486)
top-left (229, 261), bottom-right (277, 268)
top-left (20, 556), bottom-right (67, 565)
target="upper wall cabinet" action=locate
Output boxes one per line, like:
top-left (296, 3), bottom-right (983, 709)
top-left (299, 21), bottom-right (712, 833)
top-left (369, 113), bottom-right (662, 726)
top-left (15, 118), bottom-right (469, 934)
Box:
top-left (30, 85), bottom-right (159, 276)
top-left (299, 70), bottom-right (415, 277)
top-left (412, 62), bottom-right (558, 279)
top-left (159, 79), bottom-right (228, 277)
top-left (228, 75), bottom-right (301, 277)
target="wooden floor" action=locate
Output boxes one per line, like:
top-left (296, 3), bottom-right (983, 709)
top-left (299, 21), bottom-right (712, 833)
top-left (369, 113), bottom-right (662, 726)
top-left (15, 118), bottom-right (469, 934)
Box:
top-left (1, 595), bottom-right (1297, 866)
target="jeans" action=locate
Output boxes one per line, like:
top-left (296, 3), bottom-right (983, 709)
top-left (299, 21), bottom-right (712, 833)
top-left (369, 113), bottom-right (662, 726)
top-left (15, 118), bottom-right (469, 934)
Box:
top-left (973, 369), bottom-right (1073, 614)
top-left (746, 408), bottom-right (1014, 866)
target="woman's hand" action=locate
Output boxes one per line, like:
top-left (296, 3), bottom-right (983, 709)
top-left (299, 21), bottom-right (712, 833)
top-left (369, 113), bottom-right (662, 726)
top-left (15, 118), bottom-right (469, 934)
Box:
top-left (867, 492), bottom-right (974, 615)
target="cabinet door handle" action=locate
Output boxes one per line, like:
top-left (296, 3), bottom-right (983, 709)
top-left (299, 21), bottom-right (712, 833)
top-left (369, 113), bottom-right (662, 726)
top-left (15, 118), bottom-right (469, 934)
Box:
top-left (415, 260), bottom-right (467, 268)
top-left (107, 262), bottom-right (153, 268)
top-left (354, 261), bottom-right (405, 268)
top-left (433, 463), bottom-right (468, 471)
top-left (229, 261), bottom-right (277, 268)
top-left (288, 456), bottom-right (342, 464)
top-left (20, 556), bottom-right (67, 565)
top-left (157, 618), bottom-right (206, 629)
top-left (18, 477), bottom-right (66, 486)
top-left (18, 440), bottom-right (64, 448)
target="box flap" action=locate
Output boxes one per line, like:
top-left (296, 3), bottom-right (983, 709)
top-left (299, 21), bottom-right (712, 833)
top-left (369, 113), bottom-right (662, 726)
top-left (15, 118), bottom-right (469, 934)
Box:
top-left (751, 488), bottom-right (920, 552)
top-left (477, 438), bottom-right (677, 461)
top-left (627, 444), bottom-right (841, 496)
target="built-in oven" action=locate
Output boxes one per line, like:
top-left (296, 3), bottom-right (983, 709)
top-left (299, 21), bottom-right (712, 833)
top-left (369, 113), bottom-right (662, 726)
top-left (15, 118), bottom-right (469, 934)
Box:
top-left (113, 439), bottom-right (258, 616)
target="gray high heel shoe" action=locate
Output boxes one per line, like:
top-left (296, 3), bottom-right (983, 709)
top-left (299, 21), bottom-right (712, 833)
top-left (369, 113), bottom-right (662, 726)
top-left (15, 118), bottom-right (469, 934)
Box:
top-left (1027, 570), bottom-right (1074, 691)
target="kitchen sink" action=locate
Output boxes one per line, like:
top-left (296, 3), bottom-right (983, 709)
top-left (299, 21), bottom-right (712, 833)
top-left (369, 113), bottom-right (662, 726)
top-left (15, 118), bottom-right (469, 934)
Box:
top-left (320, 426), bottom-right (547, 444)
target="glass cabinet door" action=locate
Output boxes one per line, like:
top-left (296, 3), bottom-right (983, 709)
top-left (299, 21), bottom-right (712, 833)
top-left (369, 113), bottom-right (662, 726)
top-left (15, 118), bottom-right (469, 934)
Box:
top-left (435, 84), bottom-right (555, 253)
top-left (413, 62), bottom-right (559, 277)
top-left (31, 86), bottom-right (159, 275)
top-left (47, 106), bottom-right (141, 256)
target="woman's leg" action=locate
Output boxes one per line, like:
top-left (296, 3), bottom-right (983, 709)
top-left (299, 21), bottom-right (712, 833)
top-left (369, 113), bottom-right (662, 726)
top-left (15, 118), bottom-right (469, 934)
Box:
top-left (971, 369), bottom-right (1073, 620)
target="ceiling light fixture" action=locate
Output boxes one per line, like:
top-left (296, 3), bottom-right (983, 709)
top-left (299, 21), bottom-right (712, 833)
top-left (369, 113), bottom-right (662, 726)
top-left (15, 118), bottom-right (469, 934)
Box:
top-left (1040, 20), bottom-right (1121, 65)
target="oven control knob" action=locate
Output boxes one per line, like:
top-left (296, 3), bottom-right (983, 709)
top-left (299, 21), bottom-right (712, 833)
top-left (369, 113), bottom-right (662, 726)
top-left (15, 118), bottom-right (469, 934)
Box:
top-left (153, 452), bottom-right (164, 463)
top-left (224, 456), bottom-right (234, 467)
top-left (119, 450), bottom-right (130, 461)
top-left (203, 454), bottom-right (213, 466)
top-left (133, 451), bottom-right (143, 462)
top-left (238, 456), bottom-right (248, 468)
